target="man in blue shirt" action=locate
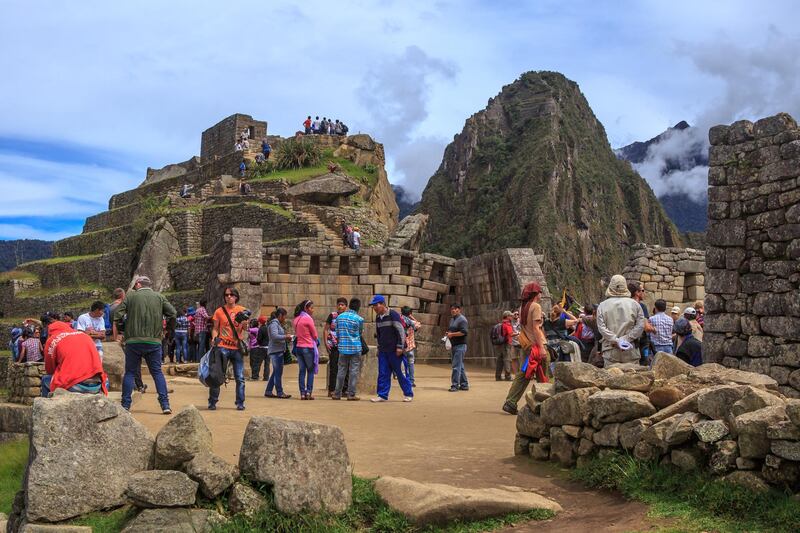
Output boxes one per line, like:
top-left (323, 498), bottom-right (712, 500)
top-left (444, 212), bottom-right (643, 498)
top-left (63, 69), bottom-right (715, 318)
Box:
top-left (332, 298), bottom-right (365, 401)
top-left (369, 295), bottom-right (413, 403)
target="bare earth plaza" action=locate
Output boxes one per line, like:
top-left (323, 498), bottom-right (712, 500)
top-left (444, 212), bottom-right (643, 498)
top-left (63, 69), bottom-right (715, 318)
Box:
top-left (2, 4), bottom-right (800, 532)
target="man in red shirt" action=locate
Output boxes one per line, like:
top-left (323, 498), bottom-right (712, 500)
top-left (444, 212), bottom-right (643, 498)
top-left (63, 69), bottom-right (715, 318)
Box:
top-left (303, 116), bottom-right (312, 134)
top-left (41, 312), bottom-right (108, 396)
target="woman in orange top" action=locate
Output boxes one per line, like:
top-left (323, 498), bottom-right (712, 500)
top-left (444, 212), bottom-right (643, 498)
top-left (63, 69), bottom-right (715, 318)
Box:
top-left (210, 287), bottom-right (248, 410)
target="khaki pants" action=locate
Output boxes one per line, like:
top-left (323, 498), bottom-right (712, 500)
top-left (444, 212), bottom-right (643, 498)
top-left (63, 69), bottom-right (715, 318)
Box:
top-left (602, 347), bottom-right (639, 367)
top-left (495, 345), bottom-right (512, 379)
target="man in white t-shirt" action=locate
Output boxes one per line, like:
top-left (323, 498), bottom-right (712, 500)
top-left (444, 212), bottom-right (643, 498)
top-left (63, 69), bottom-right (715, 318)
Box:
top-left (76, 300), bottom-right (107, 359)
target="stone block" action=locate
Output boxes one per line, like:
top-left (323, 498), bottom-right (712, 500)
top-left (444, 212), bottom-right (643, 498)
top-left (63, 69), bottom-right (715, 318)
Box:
top-left (686, 285), bottom-right (704, 301)
top-left (407, 286), bottom-right (438, 301)
top-left (388, 295), bottom-right (420, 309)
top-left (390, 275), bottom-right (421, 286)
top-left (359, 275), bottom-right (391, 285)
top-left (704, 313), bottom-right (740, 333)
top-left (373, 284), bottom-right (408, 296)
top-left (707, 220), bottom-right (747, 246)
top-left (421, 280), bottom-right (450, 293)
top-left (706, 270), bottom-right (739, 294)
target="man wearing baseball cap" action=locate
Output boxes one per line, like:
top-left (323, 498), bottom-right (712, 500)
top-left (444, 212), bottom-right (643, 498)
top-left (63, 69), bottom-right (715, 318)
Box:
top-left (368, 295), bottom-right (413, 403)
top-left (683, 306), bottom-right (703, 342)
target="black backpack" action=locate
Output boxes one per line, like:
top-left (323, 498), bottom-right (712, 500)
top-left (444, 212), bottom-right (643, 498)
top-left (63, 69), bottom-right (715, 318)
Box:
top-left (490, 323), bottom-right (506, 345)
top-left (205, 344), bottom-right (228, 388)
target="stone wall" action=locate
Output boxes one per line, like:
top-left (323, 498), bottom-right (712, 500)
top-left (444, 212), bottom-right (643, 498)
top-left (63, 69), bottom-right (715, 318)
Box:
top-left (0, 353), bottom-right (10, 388)
top-left (201, 114), bottom-right (268, 163)
top-left (19, 249), bottom-right (135, 291)
top-left (52, 224), bottom-right (134, 257)
top-left (453, 249), bottom-right (551, 367)
top-left (705, 113), bottom-right (800, 398)
top-left (83, 202), bottom-right (144, 233)
top-left (622, 243), bottom-right (706, 310)
top-left (7, 363), bottom-right (44, 405)
top-left (169, 255), bottom-right (211, 292)
top-left (200, 204), bottom-right (312, 253)
top-left (301, 204), bottom-right (390, 246)
top-left (206, 228), bottom-right (264, 313)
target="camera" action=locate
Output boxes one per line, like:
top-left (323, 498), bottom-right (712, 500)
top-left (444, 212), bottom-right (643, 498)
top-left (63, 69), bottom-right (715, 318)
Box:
top-left (235, 309), bottom-right (252, 323)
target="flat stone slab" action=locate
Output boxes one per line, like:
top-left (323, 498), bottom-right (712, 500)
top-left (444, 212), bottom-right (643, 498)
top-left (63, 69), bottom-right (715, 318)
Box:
top-left (120, 508), bottom-right (226, 533)
top-left (374, 476), bottom-right (561, 526)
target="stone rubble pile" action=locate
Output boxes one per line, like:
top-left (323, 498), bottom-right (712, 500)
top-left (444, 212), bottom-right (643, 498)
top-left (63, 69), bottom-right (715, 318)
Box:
top-left (515, 357), bottom-right (800, 493)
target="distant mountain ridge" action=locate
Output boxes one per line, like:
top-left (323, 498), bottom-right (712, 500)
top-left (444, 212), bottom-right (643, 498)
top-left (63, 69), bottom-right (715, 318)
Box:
top-left (417, 71), bottom-right (681, 300)
top-left (615, 121), bottom-right (709, 233)
top-left (0, 239), bottom-right (53, 272)
top-left (392, 185), bottom-right (419, 220)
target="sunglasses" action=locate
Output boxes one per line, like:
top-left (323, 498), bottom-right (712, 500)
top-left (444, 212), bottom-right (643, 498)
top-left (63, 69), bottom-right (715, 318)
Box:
top-left (225, 293), bottom-right (236, 297)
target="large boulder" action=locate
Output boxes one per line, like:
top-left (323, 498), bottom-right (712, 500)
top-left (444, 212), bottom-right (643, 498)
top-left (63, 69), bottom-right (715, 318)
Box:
top-left (649, 389), bottom-right (705, 423)
top-left (120, 508), bottom-right (226, 533)
top-left (593, 423), bottom-right (620, 447)
top-left (516, 404), bottom-right (546, 439)
top-left (132, 218), bottom-right (182, 293)
top-left (154, 405), bottom-right (212, 470)
top-left (374, 477), bottom-right (561, 527)
top-left (642, 412), bottom-right (702, 452)
top-left (735, 405), bottom-right (788, 458)
top-left (25, 393), bottom-right (154, 523)
top-left (731, 387), bottom-right (785, 418)
top-left (690, 363), bottom-right (779, 390)
top-left (126, 470), bottom-right (198, 508)
top-left (184, 452), bottom-right (240, 499)
top-left (540, 387), bottom-right (599, 426)
top-left (285, 173), bottom-right (360, 204)
top-left (553, 362), bottom-right (608, 389)
top-left (652, 352), bottom-right (693, 380)
top-left (619, 418), bottom-right (652, 450)
top-left (101, 341), bottom-right (125, 392)
top-left (587, 390), bottom-right (656, 424)
top-left (605, 371), bottom-right (654, 393)
top-left (648, 386), bottom-right (686, 409)
top-left (693, 420), bottom-right (729, 443)
top-left (229, 483), bottom-right (268, 517)
top-left (239, 416), bottom-right (352, 514)
top-left (771, 440), bottom-right (800, 461)
top-left (723, 471), bottom-right (770, 492)
top-left (709, 440), bottom-right (739, 475)
top-left (697, 385), bottom-right (749, 420)
top-left (786, 399), bottom-right (800, 426)
top-left (549, 427), bottom-right (576, 465)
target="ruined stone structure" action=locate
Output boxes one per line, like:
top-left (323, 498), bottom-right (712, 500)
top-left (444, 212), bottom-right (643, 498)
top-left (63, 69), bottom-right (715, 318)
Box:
top-left (704, 113), bottom-right (800, 398)
top-left (622, 243), bottom-right (706, 310)
top-left (7, 363), bottom-right (44, 405)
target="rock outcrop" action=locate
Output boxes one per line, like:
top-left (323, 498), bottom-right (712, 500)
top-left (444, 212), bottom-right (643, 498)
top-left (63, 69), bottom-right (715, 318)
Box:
top-left (154, 405), bottom-right (212, 470)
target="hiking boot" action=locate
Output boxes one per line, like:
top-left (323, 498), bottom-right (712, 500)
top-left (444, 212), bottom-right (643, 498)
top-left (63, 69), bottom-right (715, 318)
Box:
top-left (502, 402), bottom-right (518, 415)
top-left (460, 386), bottom-right (470, 391)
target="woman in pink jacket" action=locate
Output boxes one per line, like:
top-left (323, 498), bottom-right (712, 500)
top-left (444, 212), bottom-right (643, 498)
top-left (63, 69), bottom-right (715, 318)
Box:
top-left (292, 299), bottom-right (319, 400)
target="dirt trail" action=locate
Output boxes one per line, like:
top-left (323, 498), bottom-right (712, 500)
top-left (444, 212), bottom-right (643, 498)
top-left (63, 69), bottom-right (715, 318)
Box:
top-left (131, 363), bottom-right (660, 532)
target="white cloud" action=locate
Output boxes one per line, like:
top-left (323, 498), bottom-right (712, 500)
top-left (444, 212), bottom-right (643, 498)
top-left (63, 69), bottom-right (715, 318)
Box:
top-left (0, 224), bottom-right (74, 241)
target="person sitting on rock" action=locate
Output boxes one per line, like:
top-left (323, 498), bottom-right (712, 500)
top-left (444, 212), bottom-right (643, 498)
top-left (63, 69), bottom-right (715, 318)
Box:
top-left (41, 312), bottom-right (108, 397)
top-left (673, 318), bottom-right (702, 367)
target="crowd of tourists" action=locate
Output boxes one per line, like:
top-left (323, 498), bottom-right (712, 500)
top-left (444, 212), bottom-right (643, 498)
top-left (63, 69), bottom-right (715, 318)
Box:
top-left (8, 269), bottom-right (704, 418)
top-left (302, 116), bottom-right (349, 136)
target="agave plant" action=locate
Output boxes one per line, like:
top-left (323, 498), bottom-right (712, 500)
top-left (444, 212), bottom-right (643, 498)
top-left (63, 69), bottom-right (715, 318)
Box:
top-left (274, 138), bottom-right (322, 170)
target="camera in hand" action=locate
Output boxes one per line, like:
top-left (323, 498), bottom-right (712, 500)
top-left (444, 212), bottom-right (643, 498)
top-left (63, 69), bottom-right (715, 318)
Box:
top-left (235, 309), bottom-right (252, 323)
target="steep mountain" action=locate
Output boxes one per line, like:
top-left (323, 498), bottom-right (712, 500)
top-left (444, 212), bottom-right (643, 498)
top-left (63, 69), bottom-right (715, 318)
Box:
top-left (616, 122), bottom-right (708, 233)
top-left (392, 185), bottom-right (419, 220)
top-left (417, 71), bottom-right (681, 301)
top-left (0, 239), bottom-right (52, 272)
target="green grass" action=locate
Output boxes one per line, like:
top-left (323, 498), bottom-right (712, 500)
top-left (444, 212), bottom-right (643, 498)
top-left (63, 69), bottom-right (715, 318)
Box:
top-left (243, 201), bottom-right (293, 218)
top-left (249, 153), bottom-right (377, 188)
top-left (0, 270), bottom-right (39, 283)
top-left (70, 507), bottom-right (139, 532)
top-left (20, 253), bottom-right (102, 267)
top-left (16, 283), bottom-right (107, 299)
top-left (0, 439), bottom-right (28, 515)
top-left (572, 450), bottom-right (800, 533)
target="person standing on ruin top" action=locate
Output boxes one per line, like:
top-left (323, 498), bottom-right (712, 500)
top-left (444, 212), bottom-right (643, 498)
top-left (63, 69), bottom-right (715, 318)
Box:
top-left (351, 227), bottom-right (361, 252)
top-left (114, 275), bottom-right (176, 414)
top-left (502, 282), bottom-right (548, 415)
top-left (596, 275), bottom-right (645, 367)
top-left (304, 116), bottom-right (312, 134)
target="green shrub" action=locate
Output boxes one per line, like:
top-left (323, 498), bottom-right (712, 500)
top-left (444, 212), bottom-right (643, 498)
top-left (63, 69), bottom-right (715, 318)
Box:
top-left (274, 138), bottom-right (322, 170)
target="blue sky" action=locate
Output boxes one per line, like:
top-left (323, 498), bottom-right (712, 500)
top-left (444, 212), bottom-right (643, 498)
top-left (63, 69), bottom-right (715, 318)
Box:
top-left (1, 0), bottom-right (798, 241)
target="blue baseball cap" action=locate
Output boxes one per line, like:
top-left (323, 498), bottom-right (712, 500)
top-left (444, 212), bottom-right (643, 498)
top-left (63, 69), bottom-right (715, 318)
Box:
top-left (369, 295), bottom-right (386, 306)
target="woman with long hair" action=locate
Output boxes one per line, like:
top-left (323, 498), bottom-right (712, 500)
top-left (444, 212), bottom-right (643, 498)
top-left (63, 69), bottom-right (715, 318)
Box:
top-left (264, 308), bottom-right (293, 398)
top-left (293, 300), bottom-right (319, 399)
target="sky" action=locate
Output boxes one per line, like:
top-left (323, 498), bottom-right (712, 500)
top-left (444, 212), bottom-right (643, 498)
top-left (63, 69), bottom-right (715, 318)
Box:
top-left (1, 0), bottom-right (799, 241)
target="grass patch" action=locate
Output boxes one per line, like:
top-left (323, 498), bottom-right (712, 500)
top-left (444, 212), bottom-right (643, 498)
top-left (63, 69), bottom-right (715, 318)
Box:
top-left (0, 439), bottom-right (28, 515)
top-left (249, 151), bottom-right (377, 188)
top-left (572, 450), bottom-right (800, 533)
top-left (17, 283), bottom-right (106, 299)
top-left (244, 201), bottom-right (293, 218)
top-left (0, 270), bottom-right (39, 283)
top-left (20, 253), bottom-right (102, 267)
top-left (70, 506), bottom-right (139, 533)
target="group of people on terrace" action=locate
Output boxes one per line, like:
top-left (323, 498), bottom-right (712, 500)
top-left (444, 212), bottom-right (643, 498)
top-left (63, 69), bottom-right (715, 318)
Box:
top-left (302, 116), bottom-right (349, 136)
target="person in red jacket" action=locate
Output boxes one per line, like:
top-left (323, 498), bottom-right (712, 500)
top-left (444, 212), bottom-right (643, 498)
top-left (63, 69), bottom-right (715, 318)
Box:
top-left (41, 312), bottom-right (108, 397)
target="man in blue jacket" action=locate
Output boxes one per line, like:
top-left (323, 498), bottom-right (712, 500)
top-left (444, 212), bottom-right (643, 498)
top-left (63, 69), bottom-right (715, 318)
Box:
top-left (369, 295), bottom-right (413, 403)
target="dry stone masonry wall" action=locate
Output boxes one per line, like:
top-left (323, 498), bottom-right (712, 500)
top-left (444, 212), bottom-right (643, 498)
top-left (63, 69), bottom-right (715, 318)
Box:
top-left (622, 243), bottom-right (705, 310)
top-left (7, 363), bottom-right (44, 406)
top-left (705, 113), bottom-right (800, 398)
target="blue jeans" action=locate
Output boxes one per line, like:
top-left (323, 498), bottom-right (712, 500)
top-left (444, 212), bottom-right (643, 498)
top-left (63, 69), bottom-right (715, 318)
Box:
top-left (451, 344), bottom-right (469, 389)
top-left (403, 349), bottom-right (415, 384)
top-left (123, 343), bottom-right (170, 410)
top-left (336, 352), bottom-right (361, 397)
top-left (208, 348), bottom-right (245, 408)
top-left (266, 352), bottom-right (285, 395)
top-left (41, 374), bottom-right (103, 396)
top-left (174, 331), bottom-right (188, 363)
top-left (377, 351), bottom-right (413, 399)
top-left (654, 344), bottom-right (674, 354)
top-left (296, 347), bottom-right (315, 395)
top-left (197, 331), bottom-right (208, 359)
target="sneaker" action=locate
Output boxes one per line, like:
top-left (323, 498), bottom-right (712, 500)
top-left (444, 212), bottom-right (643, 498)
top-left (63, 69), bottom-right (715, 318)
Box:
top-left (162, 407), bottom-right (172, 415)
top-left (370, 397), bottom-right (388, 402)
top-left (331, 394), bottom-right (342, 400)
top-left (502, 402), bottom-right (518, 415)
top-left (208, 404), bottom-right (217, 411)
top-left (264, 392), bottom-right (275, 398)
top-left (403, 396), bottom-right (413, 402)
top-left (460, 386), bottom-right (470, 391)
top-left (347, 396), bottom-right (361, 401)
top-left (137, 384), bottom-right (148, 394)
top-left (448, 387), bottom-right (459, 392)
top-left (236, 405), bottom-right (245, 411)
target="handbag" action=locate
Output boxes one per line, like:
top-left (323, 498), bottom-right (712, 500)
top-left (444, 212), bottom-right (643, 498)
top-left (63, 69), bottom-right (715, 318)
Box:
top-left (518, 328), bottom-right (532, 351)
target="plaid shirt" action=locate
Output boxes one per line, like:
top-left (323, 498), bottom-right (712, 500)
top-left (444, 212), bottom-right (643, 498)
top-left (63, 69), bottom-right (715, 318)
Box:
top-left (648, 312), bottom-right (674, 346)
top-left (335, 310), bottom-right (364, 355)
top-left (193, 306), bottom-right (209, 334)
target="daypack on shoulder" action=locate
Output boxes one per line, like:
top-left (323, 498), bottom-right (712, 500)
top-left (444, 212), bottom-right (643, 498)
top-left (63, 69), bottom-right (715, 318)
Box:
top-left (490, 323), bottom-right (506, 345)
top-left (203, 344), bottom-right (228, 388)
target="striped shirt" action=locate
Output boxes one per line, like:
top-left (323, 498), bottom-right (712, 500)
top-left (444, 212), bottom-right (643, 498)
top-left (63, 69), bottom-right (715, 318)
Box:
top-left (336, 310), bottom-right (364, 355)
top-left (648, 312), bottom-right (674, 346)
top-left (376, 310), bottom-right (406, 352)
top-left (175, 316), bottom-right (189, 334)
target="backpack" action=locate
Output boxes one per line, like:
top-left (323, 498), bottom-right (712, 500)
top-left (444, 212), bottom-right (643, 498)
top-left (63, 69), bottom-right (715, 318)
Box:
top-left (201, 345), bottom-right (228, 388)
top-left (490, 323), bottom-right (506, 345)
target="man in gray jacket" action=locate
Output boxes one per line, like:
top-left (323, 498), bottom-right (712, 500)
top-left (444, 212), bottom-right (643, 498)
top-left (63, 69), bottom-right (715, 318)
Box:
top-left (596, 274), bottom-right (645, 367)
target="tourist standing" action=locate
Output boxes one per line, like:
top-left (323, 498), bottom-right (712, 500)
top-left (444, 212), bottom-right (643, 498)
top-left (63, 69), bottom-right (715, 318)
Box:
top-left (76, 301), bottom-right (107, 360)
top-left (173, 309), bottom-right (190, 364)
top-left (493, 311), bottom-right (514, 381)
top-left (447, 303), bottom-right (469, 392)
top-left (369, 295), bottom-right (413, 402)
top-left (502, 282), bottom-right (548, 415)
top-left (209, 287), bottom-right (248, 410)
top-left (351, 227), bottom-right (361, 251)
top-left (596, 275), bottom-right (645, 367)
top-left (629, 281), bottom-right (655, 364)
top-left (332, 298), bottom-right (365, 400)
top-left (305, 116), bottom-right (313, 134)
top-left (674, 318), bottom-right (703, 366)
top-left (113, 276), bottom-right (175, 414)
top-left (694, 300), bottom-right (705, 328)
top-left (683, 307), bottom-right (704, 342)
top-left (264, 308), bottom-right (293, 399)
top-left (400, 306), bottom-right (420, 387)
top-left (9, 324), bottom-right (22, 361)
top-left (324, 298), bottom-right (348, 396)
top-left (251, 316), bottom-right (270, 381)
top-left (648, 299), bottom-right (675, 355)
top-left (261, 139), bottom-right (272, 160)
top-left (293, 299), bottom-right (319, 400)
top-left (195, 299), bottom-right (210, 357)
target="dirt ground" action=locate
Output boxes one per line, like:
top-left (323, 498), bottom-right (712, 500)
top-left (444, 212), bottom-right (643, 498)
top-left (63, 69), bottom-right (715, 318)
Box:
top-left (130, 363), bottom-right (661, 532)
